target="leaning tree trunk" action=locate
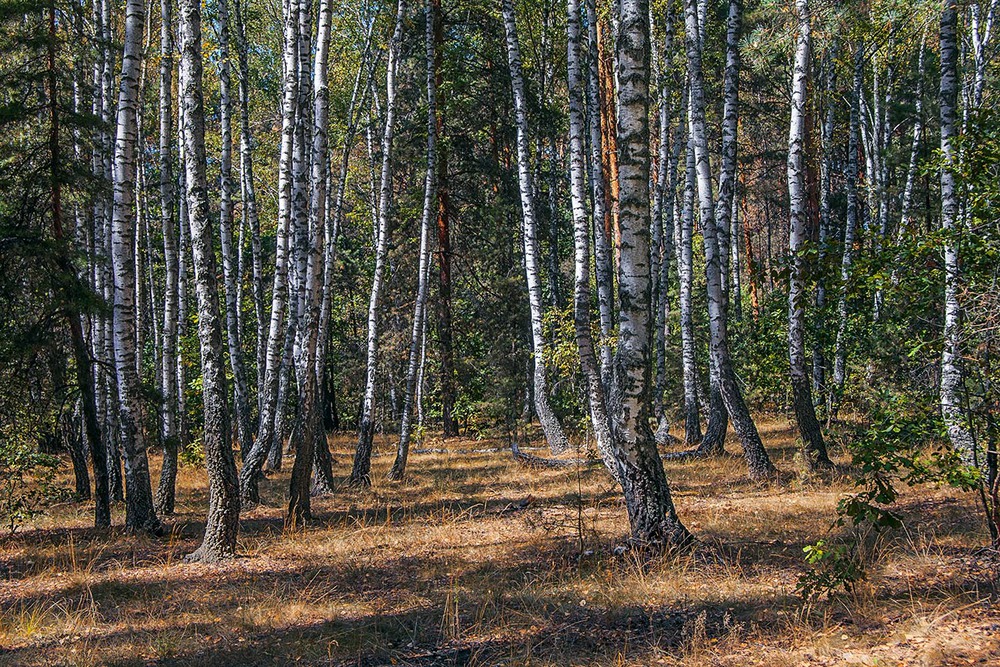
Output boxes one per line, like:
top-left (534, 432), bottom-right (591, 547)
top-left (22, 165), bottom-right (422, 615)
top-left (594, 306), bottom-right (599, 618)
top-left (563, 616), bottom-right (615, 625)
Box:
top-left (389, 0), bottom-right (438, 482)
top-left (156, 0), bottom-right (180, 515)
top-left (239, 0), bottom-right (299, 505)
top-left (609, 0), bottom-right (691, 549)
top-left (350, 0), bottom-right (407, 486)
top-left (216, 0), bottom-right (254, 460)
top-left (567, 0), bottom-right (619, 483)
top-left (830, 43), bottom-right (863, 419)
top-left (938, 0), bottom-right (976, 465)
top-left (178, 0), bottom-right (241, 560)
top-left (502, 0), bottom-right (571, 455)
top-left (787, 0), bottom-right (831, 469)
top-left (287, 0), bottom-right (333, 522)
top-left (110, 0), bottom-right (161, 534)
top-left (686, 0), bottom-right (775, 478)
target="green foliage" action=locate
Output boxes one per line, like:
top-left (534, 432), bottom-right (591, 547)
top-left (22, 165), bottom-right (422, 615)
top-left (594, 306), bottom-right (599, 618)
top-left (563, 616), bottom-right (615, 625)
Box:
top-left (799, 397), bottom-right (981, 598)
top-left (0, 437), bottom-right (60, 534)
top-left (180, 439), bottom-right (206, 468)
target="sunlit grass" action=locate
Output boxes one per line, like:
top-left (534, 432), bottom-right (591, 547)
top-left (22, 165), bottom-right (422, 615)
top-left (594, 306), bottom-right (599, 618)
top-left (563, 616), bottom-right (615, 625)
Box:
top-left (0, 421), bottom-right (996, 666)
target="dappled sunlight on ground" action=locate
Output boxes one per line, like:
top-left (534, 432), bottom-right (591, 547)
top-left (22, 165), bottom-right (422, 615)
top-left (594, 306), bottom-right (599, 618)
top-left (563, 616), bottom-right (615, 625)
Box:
top-left (1, 420), bottom-right (997, 666)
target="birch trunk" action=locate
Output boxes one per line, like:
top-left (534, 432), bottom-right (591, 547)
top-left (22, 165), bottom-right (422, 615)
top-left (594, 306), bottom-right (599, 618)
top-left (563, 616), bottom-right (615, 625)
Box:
top-left (787, 0), bottom-right (831, 468)
top-left (389, 0), bottom-right (438, 482)
top-left (651, 7), bottom-right (674, 437)
top-left (679, 128), bottom-right (701, 445)
top-left (895, 34), bottom-right (925, 272)
top-left (110, 0), bottom-right (161, 533)
top-left (156, 0), bottom-right (180, 515)
top-left (830, 44), bottom-right (863, 419)
top-left (233, 0), bottom-right (265, 413)
top-left (502, 0), bottom-right (571, 455)
top-left (812, 47), bottom-right (834, 405)
top-left (216, 0), bottom-right (254, 459)
top-left (350, 0), bottom-right (407, 486)
top-left (312, 19), bottom-right (378, 493)
top-left (178, 0), bottom-right (241, 560)
top-left (687, 0), bottom-right (775, 478)
top-left (610, 0), bottom-right (691, 548)
top-left (586, 0), bottom-right (615, 384)
top-left (239, 0), bottom-right (299, 505)
top-left (288, 0), bottom-right (332, 522)
top-left (567, 0), bottom-right (619, 482)
top-left (939, 0), bottom-right (976, 465)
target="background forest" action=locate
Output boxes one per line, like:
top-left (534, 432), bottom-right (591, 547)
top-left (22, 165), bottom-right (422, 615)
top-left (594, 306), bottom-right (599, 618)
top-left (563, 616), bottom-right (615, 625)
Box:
top-left (1, 0), bottom-right (999, 663)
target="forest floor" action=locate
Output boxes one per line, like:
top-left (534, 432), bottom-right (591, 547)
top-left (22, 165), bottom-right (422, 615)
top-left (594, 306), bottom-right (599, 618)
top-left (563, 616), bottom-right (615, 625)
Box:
top-left (1, 418), bottom-right (998, 666)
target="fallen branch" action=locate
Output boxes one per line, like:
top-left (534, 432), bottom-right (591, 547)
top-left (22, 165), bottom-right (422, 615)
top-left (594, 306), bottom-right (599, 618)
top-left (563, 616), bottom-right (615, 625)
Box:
top-left (509, 440), bottom-right (591, 468)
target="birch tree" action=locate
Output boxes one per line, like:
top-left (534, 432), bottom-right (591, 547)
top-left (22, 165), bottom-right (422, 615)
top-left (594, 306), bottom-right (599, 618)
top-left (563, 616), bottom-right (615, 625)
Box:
top-left (110, 0), bottom-right (161, 533)
top-left (684, 0), bottom-right (775, 478)
top-left (215, 0), bottom-right (254, 458)
top-left (609, 0), bottom-right (691, 548)
top-left (178, 0), bottom-right (241, 559)
top-left (350, 0), bottom-right (407, 486)
top-left (502, 0), bottom-right (571, 455)
top-left (156, 0), bottom-right (180, 515)
top-left (239, 0), bottom-right (299, 505)
top-left (288, 0), bottom-right (333, 521)
top-left (786, 0), bottom-right (831, 469)
top-left (830, 44), bottom-right (863, 419)
top-left (938, 0), bottom-right (976, 464)
top-left (567, 0), bottom-right (618, 481)
top-left (389, 0), bottom-right (438, 482)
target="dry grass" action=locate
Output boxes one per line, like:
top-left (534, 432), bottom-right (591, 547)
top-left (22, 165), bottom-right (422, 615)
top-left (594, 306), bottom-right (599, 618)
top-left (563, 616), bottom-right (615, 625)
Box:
top-left (1, 419), bottom-right (998, 666)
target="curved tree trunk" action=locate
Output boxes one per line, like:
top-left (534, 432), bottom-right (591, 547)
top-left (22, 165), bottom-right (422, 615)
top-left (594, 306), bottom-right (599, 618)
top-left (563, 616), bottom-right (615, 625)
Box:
top-left (350, 0), bottom-right (407, 486)
top-left (178, 0), bottom-right (241, 560)
top-left (567, 0), bottom-right (619, 484)
top-left (502, 0), bottom-right (571, 455)
top-left (686, 0), bottom-right (775, 478)
top-left (110, 0), bottom-right (161, 533)
top-left (786, 0), bottom-right (831, 469)
top-left (288, 0), bottom-right (333, 523)
top-left (610, 0), bottom-right (691, 549)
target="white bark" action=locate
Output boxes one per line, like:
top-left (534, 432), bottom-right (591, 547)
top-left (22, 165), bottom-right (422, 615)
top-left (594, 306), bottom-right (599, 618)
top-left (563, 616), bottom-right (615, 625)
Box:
top-left (216, 0), bottom-right (254, 459)
top-left (939, 0), bottom-right (976, 465)
top-left (786, 0), bottom-right (831, 468)
top-left (568, 0), bottom-right (619, 482)
top-left (178, 0), bottom-right (241, 559)
top-left (156, 0), bottom-right (179, 515)
top-left (610, 0), bottom-right (690, 547)
top-left (389, 0), bottom-right (438, 481)
top-left (110, 0), bottom-right (161, 533)
top-left (831, 44), bottom-right (863, 418)
top-left (502, 0), bottom-right (571, 455)
top-left (350, 0), bottom-right (407, 485)
top-left (240, 0), bottom-right (300, 505)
